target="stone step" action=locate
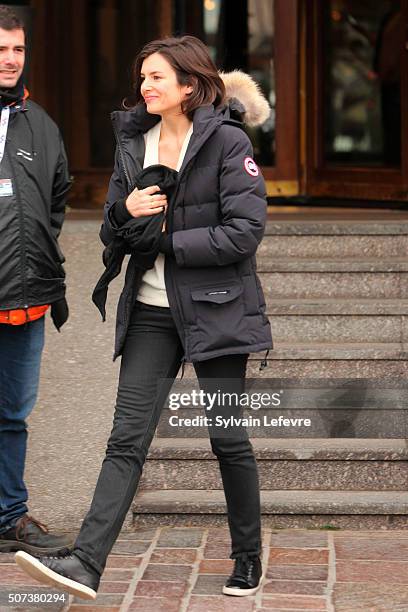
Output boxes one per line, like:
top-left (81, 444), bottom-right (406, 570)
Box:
top-left (264, 220), bottom-right (408, 235)
top-left (267, 298), bottom-right (408, 315)
top-left (265, 315), bottom-right (407, 343)
top-left (256, 257), bottom-right (408, 272)
top-left (259, 271), bottom-right (408, 299)
top-left (243, 359), bottom-right (408, 379)
top-left (248, 343), bottom-right (407, 360)
top-left (258, 235), bottom-right (408, 258)
top-left (174, 346), bottom-right (408, 376)
top-left (147, 437), bottom-right (408, 460)
top-left (182, 356), bottom-right (408, 379)
top-left (131, 489), bottom-right (408, 529)
top-left (140, 439), bottom-right (408, 492)
top-left (134, 489), bottom-right (408, 515)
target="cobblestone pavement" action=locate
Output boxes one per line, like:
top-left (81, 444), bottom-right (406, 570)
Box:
top-left (2, 526), bottom-right (408, 611)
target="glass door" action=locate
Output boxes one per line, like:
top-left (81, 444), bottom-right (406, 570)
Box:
top-left (202, 0), bottom-right (276, 166)
top-left (305, 0), bottom-right (408, 201)
top-left (174, 0), bottom-right (300, 197)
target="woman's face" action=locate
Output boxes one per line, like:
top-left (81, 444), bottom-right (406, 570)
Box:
top-left (140, 52), bottom-right (193, 117)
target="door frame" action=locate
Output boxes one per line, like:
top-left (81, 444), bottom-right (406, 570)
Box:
top-left (304, 0), bottom-right (408, 201)
top-left (264, 0), bottom-right (300, 198)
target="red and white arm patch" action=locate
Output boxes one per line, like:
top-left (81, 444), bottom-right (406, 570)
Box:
top-left (243, 156), bottom-right (259, 177)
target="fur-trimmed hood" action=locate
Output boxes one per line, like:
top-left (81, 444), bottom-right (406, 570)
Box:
top-left (220, 70), bottom-right (270, 127)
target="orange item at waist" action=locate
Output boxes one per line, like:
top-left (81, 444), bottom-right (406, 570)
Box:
top-left (0, 305), bottom-right (50, 325)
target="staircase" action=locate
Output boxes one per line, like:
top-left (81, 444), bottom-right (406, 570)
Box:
top-left (132, 214), bottom-right (408, 529)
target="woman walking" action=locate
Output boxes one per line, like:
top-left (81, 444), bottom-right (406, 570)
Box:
top-left (15, 35), bottom-right (272, 599)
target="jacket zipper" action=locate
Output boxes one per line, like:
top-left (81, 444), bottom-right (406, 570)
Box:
top-left (8, 146), bottom-right (29, 312)
top-left (166, 170), bottom-right (189, 370)
top-left (165, 127), bottom-right (221, 370)
top-left (164, 236), bottom-right (188, 371)
top-left (111, 116), bottom-right (187, 370)
top-left (110, 117), bottom-right (136, 360)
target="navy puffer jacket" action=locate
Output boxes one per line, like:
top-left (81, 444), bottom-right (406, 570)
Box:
top-left (101, 70), bottom-right (273, 363)
top-left (0, 100), bottom-right (71, 315)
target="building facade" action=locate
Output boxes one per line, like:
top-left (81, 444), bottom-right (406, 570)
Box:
top-left (7, 0), bottom-right (408, 207)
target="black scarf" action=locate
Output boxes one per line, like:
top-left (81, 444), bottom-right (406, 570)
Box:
top-left (0, 76), bottom-right (25, 108)
top-left (92, 164), bottom-right (178, 320)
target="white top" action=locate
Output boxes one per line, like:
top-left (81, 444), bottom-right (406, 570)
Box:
top-left (136, 120), bottom-right (193, 307)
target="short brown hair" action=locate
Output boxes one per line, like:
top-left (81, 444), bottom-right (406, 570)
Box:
top-left (124, 35), bottom-right (226, 118)
top-left (0, 5), bottom-right (25, 33)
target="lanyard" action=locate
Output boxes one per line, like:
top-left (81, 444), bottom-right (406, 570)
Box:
top-left (0, 106), bottom-right (10, 164)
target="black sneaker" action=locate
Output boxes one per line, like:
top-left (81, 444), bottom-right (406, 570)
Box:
top-left (15, 550), bottom-right (100, 600)
top-left (222, 554), bottom-right (264, 596)
top-left (0, 514), bottom-right (74, 554)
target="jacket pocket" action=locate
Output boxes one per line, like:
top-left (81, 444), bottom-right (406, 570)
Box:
top-left (189, 282), bottom-right (248, 354)
top-left (191, 284), bottom-right (243, 304)
top-left (27, 272), bottom-right (65, 301)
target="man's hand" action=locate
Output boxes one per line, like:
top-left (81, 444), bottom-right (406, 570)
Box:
top-left (125, 185), bottom-right (167, 218)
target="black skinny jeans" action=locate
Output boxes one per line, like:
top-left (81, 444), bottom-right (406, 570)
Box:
top-left (74, 301), bottom-right (262, 576)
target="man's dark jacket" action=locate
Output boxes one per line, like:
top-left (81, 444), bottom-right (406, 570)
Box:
top-left (0, 99), bottom-right (71, 325)
top-left (101, 83), bottom-right (273, 363)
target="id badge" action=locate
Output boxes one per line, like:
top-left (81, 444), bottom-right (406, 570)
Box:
top-left (0, 179), bottom-right (13, 197)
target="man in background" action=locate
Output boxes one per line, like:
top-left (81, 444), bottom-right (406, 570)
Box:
top-left (0, 5), bottom-right (73, 554)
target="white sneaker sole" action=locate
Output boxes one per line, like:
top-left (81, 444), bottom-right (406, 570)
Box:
top-left (14, 551), bottom-right (97, 600)
top-left (222, 571), bottom-right (265, 596)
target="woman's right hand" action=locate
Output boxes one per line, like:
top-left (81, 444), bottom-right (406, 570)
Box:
top-left (125, 185), bottom-right (168, 218)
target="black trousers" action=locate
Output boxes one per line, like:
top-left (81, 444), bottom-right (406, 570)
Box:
top-left (74, 301), bottom-right (262, 575)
